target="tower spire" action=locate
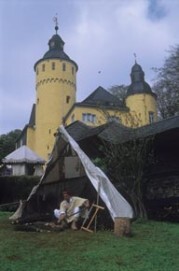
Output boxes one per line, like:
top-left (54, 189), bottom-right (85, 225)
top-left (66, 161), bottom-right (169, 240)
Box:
top-left (133, 53), bottom-right (137, 64)
top-left (53, 14), bottom-right (59, 34)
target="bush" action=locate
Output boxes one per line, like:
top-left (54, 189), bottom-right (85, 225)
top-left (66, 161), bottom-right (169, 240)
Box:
top-left (0, 176), bottom-right (40, 205)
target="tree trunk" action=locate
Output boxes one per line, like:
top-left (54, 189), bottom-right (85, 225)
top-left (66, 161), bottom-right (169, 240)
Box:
top-left (114, 217), bottom-right (131, 237)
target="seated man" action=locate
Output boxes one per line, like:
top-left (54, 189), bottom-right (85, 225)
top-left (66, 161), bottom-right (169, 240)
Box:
top-left (54, 190), bottom-right (89, 230)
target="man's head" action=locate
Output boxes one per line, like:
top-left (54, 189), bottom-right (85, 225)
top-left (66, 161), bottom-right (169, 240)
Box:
top-left (63, 190), bottom-right (71, 202)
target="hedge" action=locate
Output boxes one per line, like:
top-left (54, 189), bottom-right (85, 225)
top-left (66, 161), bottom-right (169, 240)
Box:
top-left (0, 176), bottom-right (40, 206)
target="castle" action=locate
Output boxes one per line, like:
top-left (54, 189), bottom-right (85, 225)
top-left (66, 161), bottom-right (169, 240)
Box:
top-left (17, 23), bottom-right (158, 160)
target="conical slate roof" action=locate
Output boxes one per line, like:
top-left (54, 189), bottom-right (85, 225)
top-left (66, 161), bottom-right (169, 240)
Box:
top-left (2, 145), bottom-right (46, 164)
top-left (34, 31), bottom-right (78, 71)
top-left (126, 62), bottom-right (155, 97)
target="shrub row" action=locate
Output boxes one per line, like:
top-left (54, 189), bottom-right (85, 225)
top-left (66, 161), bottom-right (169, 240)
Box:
top-left (0, 176), bottom-right (40, 206)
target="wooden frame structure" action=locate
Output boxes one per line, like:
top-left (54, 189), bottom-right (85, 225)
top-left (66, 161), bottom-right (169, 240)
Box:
top-left (81, 204), bottom-right (104, 233)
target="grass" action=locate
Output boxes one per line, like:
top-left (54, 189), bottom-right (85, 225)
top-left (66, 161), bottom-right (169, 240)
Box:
top-left (0, 212), bottom-right (179, 271)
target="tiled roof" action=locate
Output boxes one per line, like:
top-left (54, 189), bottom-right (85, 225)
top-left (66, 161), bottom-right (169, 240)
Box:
top-left (66, 121), bottom-right (131, 143)
top-left (66, 115), bottom-right (179, 144)
top-left (80, 86), bottom-right (126, 109)
top-left (64, 121), bottom-right (92, 141)
top-left (135, 115), bottom-right (179, 138)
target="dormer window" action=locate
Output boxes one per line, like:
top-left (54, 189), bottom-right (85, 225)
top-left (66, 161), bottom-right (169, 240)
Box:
top-left (108, 116), bottom-right (120, 123)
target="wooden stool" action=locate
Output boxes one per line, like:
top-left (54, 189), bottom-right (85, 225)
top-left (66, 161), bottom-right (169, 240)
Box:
top-left (81, 204), bottom-right (104, 233)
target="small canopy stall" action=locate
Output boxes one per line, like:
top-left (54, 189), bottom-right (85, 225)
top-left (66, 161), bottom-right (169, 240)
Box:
top-left (2, 145), bottom-right (45, 176)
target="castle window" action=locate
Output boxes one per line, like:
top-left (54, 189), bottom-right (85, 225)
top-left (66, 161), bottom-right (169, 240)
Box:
top-left (62, 63), bottom-right (66, 71)
top-left (66, 96), bottom-right (70, 104)
top-left (82, 113), bottom-right (96, 123)
top-left (82, 113), bottom-right (87, 122)
top-left (71, 114), bottom-right (75, 122)
top-left (42, 64), bottom-right (45, 72)
top-left (52, 62), bottom-right (55, 70)
top-left (72, 67), bottom-right (74, 74)
top-left (37, 98), bottom-right (39, 104)
top-left (36, 68), bottom-right (39, 75)
top-left (49, 129), bottom-right (51, 134)
top-left (149, 111), bottom-right (154, 124)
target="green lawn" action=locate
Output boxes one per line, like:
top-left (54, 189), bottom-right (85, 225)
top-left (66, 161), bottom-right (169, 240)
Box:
top-left (0, 212), bottom-right (178, 271)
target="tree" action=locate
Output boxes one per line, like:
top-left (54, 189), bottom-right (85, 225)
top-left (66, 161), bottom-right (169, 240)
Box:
top-left (152, 45), bottom-right (179, 119)
top-left (108, 85), bottom-right (128, 106)
top-left (95, 85), bottom-right (155, 218)
top-left (94, 129), bottom-right (154, 219)
top-left (0, 130), bottom-right (21, 163)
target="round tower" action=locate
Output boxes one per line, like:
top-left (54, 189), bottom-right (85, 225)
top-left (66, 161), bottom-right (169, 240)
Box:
top-left (125, 62), bottom-right (157, 127)
top-left (34, 24), bottom-right (78, 159)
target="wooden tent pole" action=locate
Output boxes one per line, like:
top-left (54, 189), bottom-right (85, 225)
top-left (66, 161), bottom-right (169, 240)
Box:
top-left (94, 179), bottom-right (101, 232)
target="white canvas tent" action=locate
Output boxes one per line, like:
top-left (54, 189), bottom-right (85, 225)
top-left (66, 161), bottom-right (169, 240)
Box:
top-left (11, 126), bottom-right (133, 223)
top-left (61, 126), bottom-right (133, 220)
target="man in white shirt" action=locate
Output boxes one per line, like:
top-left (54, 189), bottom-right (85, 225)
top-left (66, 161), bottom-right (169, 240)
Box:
top-left (54, 190), bottom-right (89, 230)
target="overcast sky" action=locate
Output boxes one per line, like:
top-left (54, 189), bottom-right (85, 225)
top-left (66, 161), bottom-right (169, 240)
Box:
top-left (0, 0), bottom-right (179, 134)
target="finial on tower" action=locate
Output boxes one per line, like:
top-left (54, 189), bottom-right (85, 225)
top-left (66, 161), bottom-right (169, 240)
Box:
top-left (53, 14), bottom-right (59, 34)
top-left (133, 53), bottom-right (137, 64)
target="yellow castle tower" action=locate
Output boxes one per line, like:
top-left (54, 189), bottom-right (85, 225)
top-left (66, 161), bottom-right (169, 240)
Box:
top-left (27, 20), bottom-right (78, 160)
top-left (125, 62), bottom-right (157, 126)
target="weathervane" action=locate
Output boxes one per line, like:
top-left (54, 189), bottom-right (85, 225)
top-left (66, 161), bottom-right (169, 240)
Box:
top-left (133, 53), bottom-right (137, 64)
top-left (53, 14), bottom-right (59, 34)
